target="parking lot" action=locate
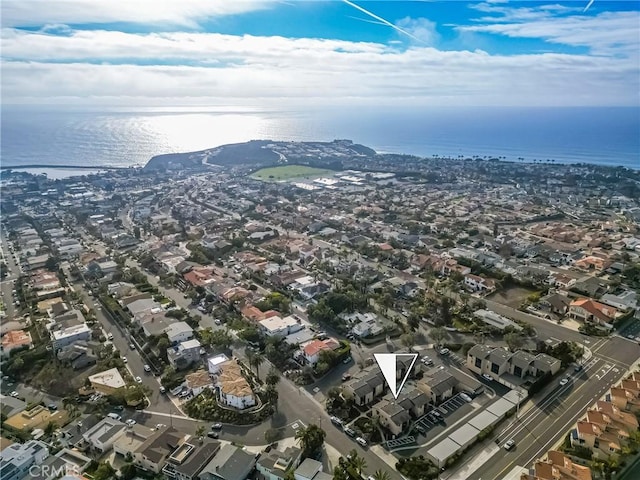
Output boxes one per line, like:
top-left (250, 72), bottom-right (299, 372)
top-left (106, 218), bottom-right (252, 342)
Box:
top-left (412, 393), bottom-right (472, 438)
top-left (618, 318), bottom-right (640, 341)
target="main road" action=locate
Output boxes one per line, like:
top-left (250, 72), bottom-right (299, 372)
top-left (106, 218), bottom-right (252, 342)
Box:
top-left (456, 336), bottom-right (640, 480)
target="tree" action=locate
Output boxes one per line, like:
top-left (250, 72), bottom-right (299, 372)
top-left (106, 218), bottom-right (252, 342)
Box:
top-left (295, 424), bottom-right (326, 458)
top-left (504, 332), bottom-right (526, 352)
top-left (400, 332), bottom-right (416, 352)
top-left (44, 421), bottom-right (56, 437)
top-left (429, 327), bottom-right (447, 346)
top-left (195, 425), bottom-right (206, 437)
top-left (93, 462), bottom-right (116, 480)
top-left (351, 453), bottom-right (367, 475)
top-left (372, 470), bottom-right (391, 480)
top-left (120, 464), bottom-right (138, 480)
top-left (247, 352), bottom-right (265, 378)
top-left (266, 367), bottom-right (280, 387)
top-left (264, 384), bottom-right (279, 411)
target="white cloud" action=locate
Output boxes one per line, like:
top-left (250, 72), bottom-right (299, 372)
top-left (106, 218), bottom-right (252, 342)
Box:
top-left (463, 4), bottom-right (639, 57)
top-left (395, 17), bottom-right (440, 45)
top-left (0, 0), bottom-right (269, 28)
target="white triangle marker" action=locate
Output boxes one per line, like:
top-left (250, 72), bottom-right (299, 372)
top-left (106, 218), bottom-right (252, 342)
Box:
top-left (374, 353), bottom-right (418, 399)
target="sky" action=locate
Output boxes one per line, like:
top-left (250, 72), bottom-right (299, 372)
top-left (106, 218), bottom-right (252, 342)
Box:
top-left (1, 0), bottom-right (639, 107)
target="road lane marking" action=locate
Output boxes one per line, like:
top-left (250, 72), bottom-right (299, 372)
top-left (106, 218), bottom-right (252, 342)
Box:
top-left (492, 364), bottom-right (629, 480)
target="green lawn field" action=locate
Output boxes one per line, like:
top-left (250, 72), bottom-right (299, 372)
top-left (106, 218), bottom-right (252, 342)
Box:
top-left (250, 165), bottom-right (334, 181)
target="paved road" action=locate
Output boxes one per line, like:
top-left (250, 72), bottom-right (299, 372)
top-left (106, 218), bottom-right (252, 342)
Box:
top-left (462, 339), bottom-right (639, 480)
top-left (0, 231), bottom-right (23, 322)
top-left (114, 255), bottom-right (403, 477)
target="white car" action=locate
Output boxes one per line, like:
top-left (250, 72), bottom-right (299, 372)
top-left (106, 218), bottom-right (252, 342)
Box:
top-left (356, 437), bottom-right (368, 447)
top-left (122, 357), bottom-right (127, 363)
top-left (482, 373), bottom-right (493, 381)
top-left (135, 376), bottom-right (142, 384)
top-left (125, 419), bottom-right (136, 426)
top-left (143, 365), bottom-right (151, 372)
top-left (460, 393), bottom-right (473, 403)
top-left (10, 391), bottom-right (19, 398)
top-left (559, 377), bottom-right (570, 386)
top-left (503, 439), bottom-right (515, 451)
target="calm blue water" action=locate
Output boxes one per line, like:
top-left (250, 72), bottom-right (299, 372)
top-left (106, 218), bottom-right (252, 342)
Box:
top-left (1, 106), bottom-right (638, 169)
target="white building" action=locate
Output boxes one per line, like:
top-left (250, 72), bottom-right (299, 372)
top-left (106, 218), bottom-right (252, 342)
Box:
top-left (164, 321), bottom-right (194, 345)
top-left (207, 353), bottom-right (229, 375)
top-left (259, 316), bottom-right (304, 337)
top-left (217, 360), bottom-right (256, 410)
top-left (0, 440), bottom-right (49, 480)
top-left (51, 323), bottom-right (91, 351)
top-left (82, 417), bottom-right (126, 452)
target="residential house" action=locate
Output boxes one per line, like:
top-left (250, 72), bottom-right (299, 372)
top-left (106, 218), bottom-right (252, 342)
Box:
top-left (198, 443), bottom-right (257, 480)
top-left (50, 318), bottom-right (91, 351)
top-left (0, 440), bottom-right (49, 480)
top-left (0, 395), bottom-right (26, 419)
top-left (133, 426), bottom-right (186, 474)
top-left (185, 370), bottom-right (213, 397)
top-left (113, 424), bottom-right (156, 458)
top-left (217, 360), bottom-right (256, 410)
top-left (88, 368), bottom-right (126, 395)
top-left (569, 298), bottom-right (618, 329)
top-left (419, 369), bottom-right (458, 404)
top-left (294, 458), bottom-right (333, 480)
top-left (207, 354), bottom-right (230, 375)
top-left (539, 293), bottom-right (571, 317)
top-left (300, 338), bottom-right (341, 366)
top-left (473, 310), bottom-right (522, 331)
top-left (162, 438), bottom-right (221, 480)
top-left (82, 417), bottom-right (126, 453)
top-left (257, 446), bottom-right (302, 480)
top-left (520, 450), bottom-right (592, 480)
top-left (466, 345), bottom-right (561, 382)
top-left (259, 316), bottom-right (304, 337)
top-left (165, 321), bottom-right (195, 345)
top-left (1, 329), bottom-right (33, 357)
top-left (56, 343), bottom-right (98, 370)
top-left (168, 339), bottom-right (202, 370)
top-left (58, 414), bottom-right (100, 450)
top-left (373, 398), bottom-right (412, 436)
top-left (4, 405), bottom-right (69, 434)
top-left (464, 274), bottom-right (496, 293)
top-left (29, 448), bottom-right (91, 480)
top-left (343, 360), bottom-right (418, 407)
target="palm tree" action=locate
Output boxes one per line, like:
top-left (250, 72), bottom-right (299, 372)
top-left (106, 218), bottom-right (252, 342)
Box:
top-left (266, 367), bottom-right (280, 387)
top-left (252, 353), bottom-right (265, 378)
top-left (195, 425), bottom-right (206, 437)
top-left (351, 454), bottom-right (367, 475)
top-left (295, 424), bottom-right (326, 458)
top-left (372, 470), bottom-right (391, 480)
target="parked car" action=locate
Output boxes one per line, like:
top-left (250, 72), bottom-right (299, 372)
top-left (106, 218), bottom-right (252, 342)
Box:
top-left (439, 348), bottom-right (450, 356)
top-left (129, 343), bottom-right (135, 350)
top-left (135, 376), bottom-right (142, 384)
top-left (415, 424), bottom-right (426, 435)
top-left (482, 373), bottom-right (493, 381)
top-left (143, 365), bottom-right (151, 372)
top-left (342, 356), bottom-right (352, 365)
top-left (107, 333), bottom-right (114, 340)
top-left (460, 393), bottom-right (473, 403)
top-left (207, 431), bottom-right (219, 439)
top-left (559, 377), bottom-right (570, 386)
top-left (125, 419), bottom-right (136, 426)
top-left (330, 416), bottom-right (343, 427)
top-left (344, 427), bottom-right (357, 438)
top-left (503, 439), bottom-right (516, 451)
top-left (47, 403), bottom-right (58, 411)
top-left (356, 437), bottom-right (368, 447)
top-left (342, 373), bottom-right (352, 382)
top-left (122, 357), bottom-right (127, 364)
top-left (574, 364), bottom-right (583, 372)
top-left (159, 386), bottom-right (166, 394)
top-left (107, 413), bottom-right (122, 421)
top-left (211, 423), bottom-right (223, 430)
top-left (9, 391), bottom-right (18, 398)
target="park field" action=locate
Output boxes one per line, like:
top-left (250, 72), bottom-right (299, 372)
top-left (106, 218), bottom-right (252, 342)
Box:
top-left (250, 165), bottom-right (335, 181)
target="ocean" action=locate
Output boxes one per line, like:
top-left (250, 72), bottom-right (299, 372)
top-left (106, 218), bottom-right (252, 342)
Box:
top-left (1, 105), bottom-right (638, 171)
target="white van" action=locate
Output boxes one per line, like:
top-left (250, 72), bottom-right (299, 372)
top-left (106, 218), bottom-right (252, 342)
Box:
top-left (107, 413), bottom-right (122, 421)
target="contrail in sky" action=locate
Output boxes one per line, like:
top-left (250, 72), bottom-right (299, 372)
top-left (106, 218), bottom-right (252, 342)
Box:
top-left (342, 0), bottom-right (424, 43)
top-left (583, 0), bottom-right (595, 12)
